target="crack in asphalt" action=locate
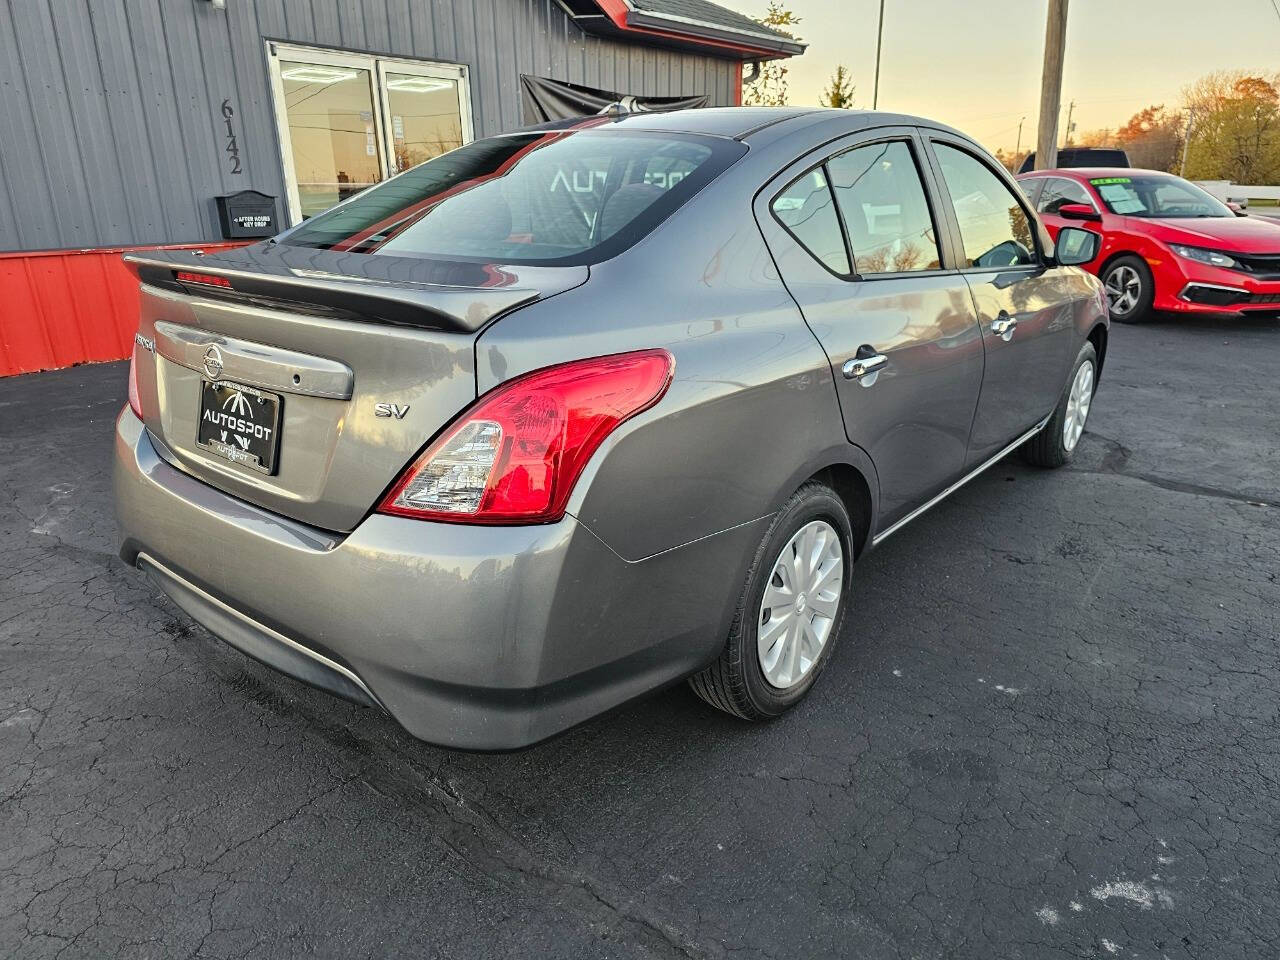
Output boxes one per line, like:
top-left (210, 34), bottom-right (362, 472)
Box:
top-left (1071, 432), bottom-right (1280, 508)
top-left (274, 710), bottom-right (727, 960)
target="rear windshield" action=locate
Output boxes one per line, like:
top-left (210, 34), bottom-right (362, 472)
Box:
top-left (278, 128), bottom-right (744, 265)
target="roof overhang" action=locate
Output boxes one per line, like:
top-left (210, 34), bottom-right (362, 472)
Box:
top-left (554, 0), bottom-right (806, 61)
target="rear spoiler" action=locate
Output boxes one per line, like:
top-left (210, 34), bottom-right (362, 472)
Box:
top-left (123, 250), bottom-right (567, 333)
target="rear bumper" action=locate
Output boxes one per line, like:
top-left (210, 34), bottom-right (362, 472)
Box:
top-left (114, 408), bottom-right (761, 749)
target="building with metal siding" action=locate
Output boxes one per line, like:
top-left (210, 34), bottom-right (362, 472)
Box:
top-left (0, 0), bottom-right (799, 375)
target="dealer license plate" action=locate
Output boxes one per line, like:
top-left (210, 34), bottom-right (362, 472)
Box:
top-left (196, 379), bottom-right (282, 474)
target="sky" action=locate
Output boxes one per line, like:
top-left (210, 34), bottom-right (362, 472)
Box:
top-left (730, 0), bottom-right (1280, 153)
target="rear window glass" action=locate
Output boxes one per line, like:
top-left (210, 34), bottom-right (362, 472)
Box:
top-left (278, 129), bottom-right (744, 265)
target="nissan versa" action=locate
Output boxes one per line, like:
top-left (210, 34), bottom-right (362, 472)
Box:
top-left (115, 108), bottom-right (1108, 749)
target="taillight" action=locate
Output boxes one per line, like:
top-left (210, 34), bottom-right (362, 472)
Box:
top-left (378, 349), bottom-right (674, 524)
top-left (127, 345), bottom-right (144, 420)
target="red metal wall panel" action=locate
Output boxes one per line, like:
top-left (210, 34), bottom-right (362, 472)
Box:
top-left (0, 242), bottom-right (248, 377)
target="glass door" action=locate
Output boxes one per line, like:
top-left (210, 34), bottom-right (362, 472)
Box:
top-left (377, 60), bottom-right (473, 175)
top-left (268, 48), bottom-right (387, 222)
top-left (268, 45), bottom-right (472, 224)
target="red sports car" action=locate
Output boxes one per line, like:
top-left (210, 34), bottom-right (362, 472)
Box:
top-left (1017, 167), bottom-right (1280, 323)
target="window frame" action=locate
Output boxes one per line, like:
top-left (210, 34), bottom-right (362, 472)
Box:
top-left (766, 130), bottom-right (954, 282)
top-left (922, 134), bottom-right (1049, 274)
top-left (265, 42), bottom-right (474, 226)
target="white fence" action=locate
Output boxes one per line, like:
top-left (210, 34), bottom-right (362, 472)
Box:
top-left (1194, 180), bottom-right (1280, 205)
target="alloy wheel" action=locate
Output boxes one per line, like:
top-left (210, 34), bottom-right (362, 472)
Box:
top-left (1062, 359), bottom-right (1095, 452)
top-left (1104, 264), bottom-right (1142, 316)
top-left (757, 519), bottom-right (843, 689)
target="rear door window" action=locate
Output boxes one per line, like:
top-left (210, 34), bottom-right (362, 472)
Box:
top-left (770, 169), bottom-right (851, 275)
top-left (280, 130), bottom-right (744, 265)
top-left (826, 140), bottom-right (941, 274)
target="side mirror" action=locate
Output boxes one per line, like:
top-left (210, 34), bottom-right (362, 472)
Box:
top-left (1055, 227), bottom-right (1099, 266)
top-left (1059, 202), bottom-right (1102, 222)
top-left (1227, 201), bottom-right (1248, 217)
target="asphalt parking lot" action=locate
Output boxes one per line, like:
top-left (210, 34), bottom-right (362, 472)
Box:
top-left (2, 315), bottom-right (1277, 960)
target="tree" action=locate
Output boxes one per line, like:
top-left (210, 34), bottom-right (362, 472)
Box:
top-left (1182, 71), bottom-right (1280, 184)
top-left (1075, 128), bottom-right (1118, 149)
top-left (1113, 105), bottom-right (1183, 173)
top-left (993, 147), bottom-right (1029, 174)
top-left (822, 65), bottom-right (855, 109)
top-left (742, 3), bottom-right (800, 107)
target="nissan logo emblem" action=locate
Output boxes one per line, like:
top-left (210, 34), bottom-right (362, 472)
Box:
top-left (203, 344), bottom-right (225, 380)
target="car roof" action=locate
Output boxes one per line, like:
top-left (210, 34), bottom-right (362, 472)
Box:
top-left (1019, 166), bottom-right (1171, 179)
top-left (513, 107), bottom-right (817, 139)
top-left (606, 106), bottom-right (818, 137)
top-left (523, 106), bottom-right (974, 143)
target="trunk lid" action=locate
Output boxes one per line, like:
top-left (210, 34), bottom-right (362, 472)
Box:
top-left (126, 245), bottom-right (586, 532)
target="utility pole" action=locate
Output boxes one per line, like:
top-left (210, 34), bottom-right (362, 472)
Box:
top-left (1063, 100), bottom-right (1076, 147)
top-left (1016, 116), bottom-right (1025, 156)
top-left (872, 0), bottom-right (886, 109)
top-left (1036, 0), bottom-right (1068, 169)
top-left (1179, 108), bottom-right (1195, 176)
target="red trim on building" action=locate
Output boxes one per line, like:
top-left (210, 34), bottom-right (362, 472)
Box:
top-left (0, 241), bottom-right (249, 377)
top-left (733, 62), bottom-right (743, 105)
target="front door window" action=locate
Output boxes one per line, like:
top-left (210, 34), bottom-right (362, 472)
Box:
top-left (268, 45), bottom-right (473, 224)
top-left (1037, 177), bottom-right (1096, 216)
top-left (934, 143), bottom-right (1038, 269)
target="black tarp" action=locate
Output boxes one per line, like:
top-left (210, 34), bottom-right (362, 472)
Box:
top-left (519, 75), bottom-right (708, 124)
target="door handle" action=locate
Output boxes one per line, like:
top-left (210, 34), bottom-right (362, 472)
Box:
top-left (991, 312), bottom-right (1018, 341)
top-left (842, 352), bottom-right (888, 381)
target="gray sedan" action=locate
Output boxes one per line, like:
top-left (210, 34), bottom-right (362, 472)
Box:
top-left (115, 107), bottom-right (1107, 749)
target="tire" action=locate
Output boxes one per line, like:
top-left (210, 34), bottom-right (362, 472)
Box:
top-left (689, 481), bottom-right (854, 720)
top-left (1102, 254), bottom-right (1154, 323)
top-left (1022, 341), bottom-right (1098, 468)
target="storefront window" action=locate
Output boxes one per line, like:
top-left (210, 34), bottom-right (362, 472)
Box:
top-left (383, 73), bottom-right (465, 173)
top-left (277, 60), bottom-right (383, 219)
top-left (268, 46), bottom-right (473, 224)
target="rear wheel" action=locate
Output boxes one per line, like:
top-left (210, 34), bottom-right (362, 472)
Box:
top-left (1102, 254), bottom-right (1154, 323)
top-left (689, 482), bottom-right (853, 720)
top-left (1022, 341), bottom-right (1097, 468)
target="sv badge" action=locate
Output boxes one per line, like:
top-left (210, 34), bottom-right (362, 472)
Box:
top-left (374, 402), bottom-right (410, 419)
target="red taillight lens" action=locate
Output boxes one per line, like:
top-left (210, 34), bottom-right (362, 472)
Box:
top-left (127, 345), bottom-right (144, 420)
top-left (379, 349), bottom-right (674, 524)
top-left (174, 270), bottom-right (232, 288)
